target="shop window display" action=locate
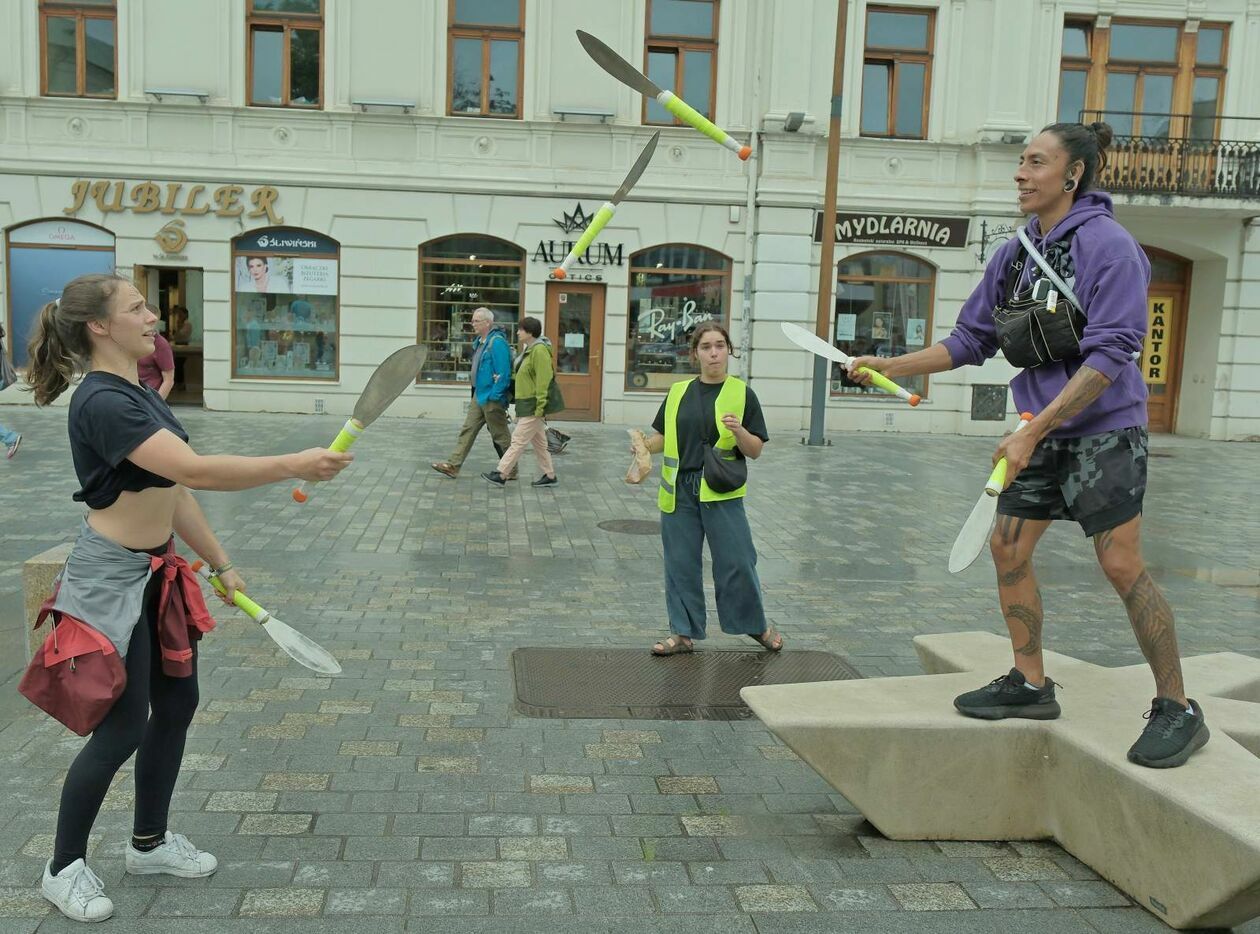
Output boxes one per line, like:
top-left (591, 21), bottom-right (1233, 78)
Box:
top-left (626, 244), bottom-right (730, 391)
top-left (232, 228), bottom-right (339, 379)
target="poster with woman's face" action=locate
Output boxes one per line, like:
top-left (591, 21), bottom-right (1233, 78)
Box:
top-left (235, 255), bottom-right (338, 295)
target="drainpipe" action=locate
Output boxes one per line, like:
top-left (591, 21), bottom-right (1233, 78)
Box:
top-left (739, 2), bottom-right (767, 381)
top-left (807, 0), bottom-right (849, 445)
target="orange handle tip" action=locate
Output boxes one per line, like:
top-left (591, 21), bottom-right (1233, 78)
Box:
top-left (738, 145), bottom-right (752, 160)
top-left (190, 560), bottom-right (204, 572)
top-left (908, 394), bottom-right (922, 406)
top-left (1019, 411), bottom-right (1034, 420)
top-left (552, 268), bottom-right (567, 279)
top-left (291, 488), bottom-right (308, 503)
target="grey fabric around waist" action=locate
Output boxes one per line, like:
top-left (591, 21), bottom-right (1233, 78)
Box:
top-left (51, 519), bottom-right (157, 658)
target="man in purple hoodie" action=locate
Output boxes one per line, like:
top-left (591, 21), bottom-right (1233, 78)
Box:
top-left (848, 122), bottom-right (1208, 768)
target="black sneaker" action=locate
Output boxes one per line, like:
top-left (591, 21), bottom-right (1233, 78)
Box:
top-left (953, 668), bottom-right (1061, 720)
top-left (482, 471), bottom-right (506, 487)
top-left (1127, 697), bottom-right (1209, 768)
top-left (531, 474), bottom-right (558, 487)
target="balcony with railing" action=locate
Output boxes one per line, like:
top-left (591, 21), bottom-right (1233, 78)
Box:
top-left (1080, 110), bottom-right (1260, 200)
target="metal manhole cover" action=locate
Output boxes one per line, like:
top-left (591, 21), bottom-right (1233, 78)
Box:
top-left (598, 519), bottom-right (660, 535)
top-left (511, 647), bottom-right (862, 721)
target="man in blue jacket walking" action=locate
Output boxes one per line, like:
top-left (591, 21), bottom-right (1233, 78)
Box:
top-left (432, 307), bottom-right (515, 479)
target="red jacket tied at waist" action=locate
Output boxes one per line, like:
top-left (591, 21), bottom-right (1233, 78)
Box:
top-left (148, 544), bottom-right (216, 676)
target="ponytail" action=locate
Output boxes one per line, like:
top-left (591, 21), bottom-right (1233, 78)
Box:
top-left (24, 273), bottom-right (130, 406)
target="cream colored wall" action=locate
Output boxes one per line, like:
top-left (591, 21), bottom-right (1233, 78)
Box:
top-left (1, 0), bottom-right (1258, 438)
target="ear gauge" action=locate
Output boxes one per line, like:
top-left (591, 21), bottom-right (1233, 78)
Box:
top-left (1063, 179), bottom-right (1078, 192)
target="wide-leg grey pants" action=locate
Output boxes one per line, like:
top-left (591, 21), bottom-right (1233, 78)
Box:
top-left (660, 470), bottom-right (767, 640)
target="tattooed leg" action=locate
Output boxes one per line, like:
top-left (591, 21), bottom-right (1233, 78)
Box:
top-left (990, 516), bottom-right (1052, 683)
top-left (1095, 517), bottom-right (1187, 702)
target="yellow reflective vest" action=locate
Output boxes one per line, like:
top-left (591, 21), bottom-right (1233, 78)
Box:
top-left (658, 376), bottom-right (748, 514)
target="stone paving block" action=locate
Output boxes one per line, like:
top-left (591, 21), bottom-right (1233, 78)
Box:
top-left (963, 882), bottom-right (1059, 909)
top-left (293, 861), bottom-right (376, 887)
top-left (985, 857), bottom-right (1072, 882)
top-left (764, 858), bottom-right (847, 884)
top-left (399, 715), bottom-right (453, 728)
top-left (913, 858), bottom-right (998, 883)
top-left (542, 816), bottom-right (611, 836)
top-left (584, 743), bottom-right (644, 760)
top-left (460, 861), bottom-right (531, 888)
top-left (657, 776), bottom-right (720, 795)
top-left (1039, 880), bottom-right (1133, 908)
top-left (612, 861), bottom-right (690, 886)
top-left (376, 861), bottom-right (456, 888)
top-left (611, 815), bottom-right (682, 837)
top-left (325, 888), bottom-right (409, 915)
top-left (497, 836), bottom-right (569, 861)
top-left (339, 741), bottom-right (399, 756)
top-left (0, 890), bottom-right (48, 918)
top-left (321, 700), bottom-right (375, 715)
top-left (427, 729), bottom-right (485, 743)
top-left (239, 888), bottom-right (324, 917)
top-left (492, 889), bottom-right (573, 915)
top-left (145, 887), bottom-right (243, 917)
top-left (833, 857), bottom-right (921, 883)
top-left (468, 815), bottom-right (536, 836)
top-left (888, 882), bottom-right (978, 911)
top-left (682, 815), bottom-right (746, 837)
top-left (205, 791), bottom-right (277, 811)
top-left (529, 775), bottom-right (594, 794)
top-left (935, 841), bottom-right (1014, 858)
top-left (571, 885), bottom-right (655, 914)
top-left (261, 772), bottom-right (330, 791)
top-left (419, 756), bottom-right (480, 775)
top-left (260, 836), bottom-right (343, 861)
top-left (423, 838), bottom-right (496, 861)
top-left (654, 884), bottom-right (741, 913)
top-left (569, 837), bottom-right (648, 860)
top-left (344, 836), bottom-right (421, 861)
top-left (237, 813), bottom-right (312, 835)
top-left (603, 730), bottom-right (662, 745)
top-left (735, 885), bottom-right (819, 912)
top-left (688, 861), bottom-right (771, 886)
top-left (813, 885), bottom-right (900, 911)
top-left (410, 889), bottom-right (490, 916)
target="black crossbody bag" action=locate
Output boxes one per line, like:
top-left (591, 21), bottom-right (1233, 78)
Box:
top-left (700, 389), bottom-right (747, 494)
top-left (993, 228), bottom-right (1087, 368)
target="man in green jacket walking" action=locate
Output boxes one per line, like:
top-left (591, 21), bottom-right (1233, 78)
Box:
top-left (484, 317), bottom-right (558, 487)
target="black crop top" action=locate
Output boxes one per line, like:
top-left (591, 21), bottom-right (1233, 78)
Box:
top-left (69, 371), bottom-right (190, 509)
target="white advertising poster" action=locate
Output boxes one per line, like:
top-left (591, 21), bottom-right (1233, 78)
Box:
top-left (564, 332), bottom-right (585, 349)
top-left (290, 258), bottom-right (339, 295)
top-left (835, 314), bottom-right (857, 341)
top-left (907, 318), bottom-right (927, 346)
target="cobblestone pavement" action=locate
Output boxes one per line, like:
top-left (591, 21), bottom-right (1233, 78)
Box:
top-left (0, 404), bottom-right (1257, 933)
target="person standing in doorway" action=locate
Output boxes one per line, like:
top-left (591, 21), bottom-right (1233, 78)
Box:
top-left (431, 307), bottom-right (514, 480)
top-left (137, 305), bottom-right (175, 399)
top-left (640, 322), bottom-right (780, 656)
top-left (848, 121), bottom-right (1207, 768)
top-left (483, 316), bottom-right (557, 487)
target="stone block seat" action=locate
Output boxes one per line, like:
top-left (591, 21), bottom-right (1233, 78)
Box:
top-left (741, 631), bottom-right (1260, 930)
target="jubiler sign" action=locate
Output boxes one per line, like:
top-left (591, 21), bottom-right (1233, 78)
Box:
top-left (813, 211), bottom-right (970, 249)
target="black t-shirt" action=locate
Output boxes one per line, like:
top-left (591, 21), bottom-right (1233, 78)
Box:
top-left (651, 379), bottom-right (769, 472)
top-left (69, 371), bottom-right (189, 509)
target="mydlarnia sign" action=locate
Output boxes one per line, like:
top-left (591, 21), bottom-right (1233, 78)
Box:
top-left (813, 211), bottom-right (970, 249)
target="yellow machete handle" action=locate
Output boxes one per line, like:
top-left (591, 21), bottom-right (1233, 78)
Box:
top-left (984, 412), bottom-right (1035, 496)
top-left (658, 90), bottom-right (751, 159)
top-left (553, 203), bottom-right (616, 279)
top-left (292, 417), bottom-right (363, 503)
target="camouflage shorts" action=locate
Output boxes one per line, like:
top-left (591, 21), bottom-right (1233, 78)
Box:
top-left (997, 426), bottom-right (1148, 537)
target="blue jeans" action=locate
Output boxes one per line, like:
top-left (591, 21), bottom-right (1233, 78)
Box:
top-left (660, 470), bottom-right (767, 640)
top-left (0, 422), bottom-right (18, 447)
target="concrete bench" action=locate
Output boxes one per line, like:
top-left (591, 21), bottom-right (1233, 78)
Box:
top-left (21, 543), bottom-right (72, 662)
top-left (742, 631), bottom-right (1260, 930)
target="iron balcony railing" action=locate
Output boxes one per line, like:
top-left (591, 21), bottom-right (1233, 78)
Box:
top-left (1079, 110), bottom-right (1260, 200)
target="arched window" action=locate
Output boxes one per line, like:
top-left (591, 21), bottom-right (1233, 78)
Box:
top-left (832, 251), bottom-right (935, 399)
top-left (626, 244), bottom-right (731, 391)
top-left (231, 227), bottom-right (340, 380)
top-left (4, 219), bottom-right (116, 368)
top-left (418, 235), bottom-right (524, 383)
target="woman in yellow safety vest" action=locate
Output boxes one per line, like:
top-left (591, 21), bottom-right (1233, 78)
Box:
top-left (640, 322), bottom-right (782, 655)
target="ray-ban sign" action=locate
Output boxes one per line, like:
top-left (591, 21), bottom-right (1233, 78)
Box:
top-left (814, 211), bottom-right (970, 249)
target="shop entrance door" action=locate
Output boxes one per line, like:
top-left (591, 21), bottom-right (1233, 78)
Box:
top-left (544, 282), bottom-right (605, 422)
top-left (1138, 248), bottom-right (1190, 434)
top-left (134, 265), bottom-right (204, 406)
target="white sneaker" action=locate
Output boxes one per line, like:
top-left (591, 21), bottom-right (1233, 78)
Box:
top-left (41, 859), bottom-right (114, 923)
top-left (124, 831), bottom-right (218, 878)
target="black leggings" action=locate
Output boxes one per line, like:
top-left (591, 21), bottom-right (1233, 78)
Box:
top-left (51, 574), bottom-right (199, 873)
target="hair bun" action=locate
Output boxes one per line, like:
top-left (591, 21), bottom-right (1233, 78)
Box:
top-left (1088, 121), bottom-right (1114, 150)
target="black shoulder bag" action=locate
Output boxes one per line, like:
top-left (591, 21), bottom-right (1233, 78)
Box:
top-left (700, 387), bottom-right (747, 494)
top-left (993, 227), bottom-right (1087, 368)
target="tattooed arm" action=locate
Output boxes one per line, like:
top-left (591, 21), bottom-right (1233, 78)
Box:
top-left (993, 365), bottom-right (1112, 484)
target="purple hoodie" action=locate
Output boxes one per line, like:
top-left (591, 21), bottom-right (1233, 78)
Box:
top-left (940, 191), bottom-right (1150, 438)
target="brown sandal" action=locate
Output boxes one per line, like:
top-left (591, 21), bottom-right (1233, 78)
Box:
top-left (750, 628), bottom-right (784, 652)
top-left (651, 636), bottom-right (694, 656)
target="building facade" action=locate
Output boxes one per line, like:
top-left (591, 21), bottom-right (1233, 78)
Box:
top-left (1, 0), bottom-right (1257, 439)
